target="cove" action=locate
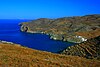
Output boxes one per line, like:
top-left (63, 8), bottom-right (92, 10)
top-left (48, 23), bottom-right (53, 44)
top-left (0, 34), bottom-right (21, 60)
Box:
top-left (0, 19), bottom-right (75, 53)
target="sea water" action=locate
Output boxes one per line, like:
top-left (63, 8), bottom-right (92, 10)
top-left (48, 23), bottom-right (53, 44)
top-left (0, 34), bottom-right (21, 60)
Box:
top-left (0, 19), bottom-right (75, 53)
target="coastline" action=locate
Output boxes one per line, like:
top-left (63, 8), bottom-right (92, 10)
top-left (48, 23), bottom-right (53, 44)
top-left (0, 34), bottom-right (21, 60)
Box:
top-left (19, 15), bottom-right (100, 60)
top-left (20, 15), bottom-right (100, 43)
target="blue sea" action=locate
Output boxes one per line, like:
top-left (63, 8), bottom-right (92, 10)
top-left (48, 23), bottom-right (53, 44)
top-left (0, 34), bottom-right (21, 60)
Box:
top-left (0, 19), bottom-right (74, 53)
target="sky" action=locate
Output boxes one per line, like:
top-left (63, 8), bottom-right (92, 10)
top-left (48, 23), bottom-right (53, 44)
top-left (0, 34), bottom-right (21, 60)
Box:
top-left (0, 0), bottom-right (100, 19)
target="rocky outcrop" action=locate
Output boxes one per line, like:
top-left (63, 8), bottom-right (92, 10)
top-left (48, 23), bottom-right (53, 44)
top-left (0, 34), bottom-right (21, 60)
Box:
top-left (20, 25), bottom-right (28, 32)
top-left (60, 36), bottom-right (100, 60)
top-left (20, 14), bottom-right (100, 43)
top-left (0, 40), bottom-right (14, 44)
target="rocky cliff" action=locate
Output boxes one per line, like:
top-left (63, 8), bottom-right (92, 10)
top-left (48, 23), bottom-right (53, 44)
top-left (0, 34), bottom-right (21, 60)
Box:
top-left (60, 36), bottom-right (100, 60)
top-left (20, 14), bottom-right (100, 43)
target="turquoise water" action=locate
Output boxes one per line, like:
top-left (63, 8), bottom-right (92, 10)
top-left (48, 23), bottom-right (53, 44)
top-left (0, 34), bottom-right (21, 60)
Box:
top-left (0, 19), bottom-right (75, 53)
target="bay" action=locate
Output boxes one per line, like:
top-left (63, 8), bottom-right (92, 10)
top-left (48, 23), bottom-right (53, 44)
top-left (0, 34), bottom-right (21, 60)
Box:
top-left (0, 19), bottom-right (75, 53)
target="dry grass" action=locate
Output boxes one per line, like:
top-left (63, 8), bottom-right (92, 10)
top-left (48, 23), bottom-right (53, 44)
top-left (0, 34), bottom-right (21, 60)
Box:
top-left (75, 28), bottom-right (100, 39)
top-left (0, 43), bottom-right (100, 67)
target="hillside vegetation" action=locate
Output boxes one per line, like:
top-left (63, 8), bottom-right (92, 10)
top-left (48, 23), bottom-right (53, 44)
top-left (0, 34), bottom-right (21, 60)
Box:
top-left (61, 36), bottom-right (100, 60)
top-left (0, 42), bottom-right (100, 67)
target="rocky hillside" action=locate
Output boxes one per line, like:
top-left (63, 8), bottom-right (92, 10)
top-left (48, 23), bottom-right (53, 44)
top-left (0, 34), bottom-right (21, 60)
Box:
top-left (60, 36), bottom-right (100, 60)
top-left (20, 14), bottom-right (100, 43)
top-left (0, 42), bottom-right (100, 67)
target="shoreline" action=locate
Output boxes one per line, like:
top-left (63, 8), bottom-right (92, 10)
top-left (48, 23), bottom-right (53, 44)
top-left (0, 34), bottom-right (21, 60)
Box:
top-left (22, 29), bottom-right (87, 43)
top-left (19, 14), bottom-right (100, 43)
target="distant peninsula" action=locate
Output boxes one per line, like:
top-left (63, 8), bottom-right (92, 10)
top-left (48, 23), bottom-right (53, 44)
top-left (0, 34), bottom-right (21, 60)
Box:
top-left (20, 14), bottom-right (100, 43)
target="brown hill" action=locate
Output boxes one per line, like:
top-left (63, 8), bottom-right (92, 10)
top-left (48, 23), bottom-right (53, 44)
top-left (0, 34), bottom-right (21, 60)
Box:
top-left (20, 14), bottom-right (100, 43)
top-left (0, 42), bottom-right (100, 67)
top-left (60, 36), bottom-right (100, 60)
